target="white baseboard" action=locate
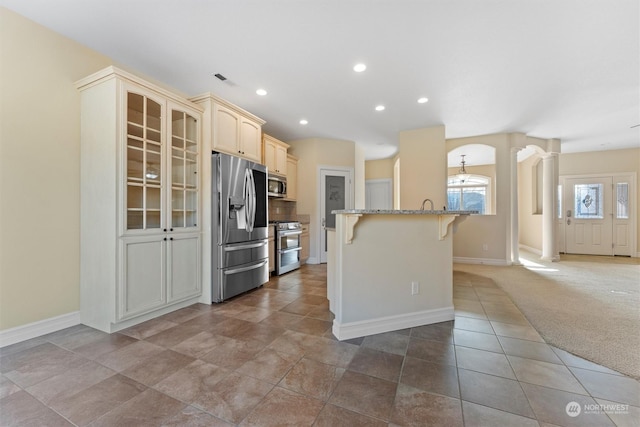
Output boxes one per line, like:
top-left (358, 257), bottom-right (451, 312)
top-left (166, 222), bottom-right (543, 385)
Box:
top-left (305, 257), bottom-right (320, 265)
top-left (0, 311), bottom-right (81, 348)
top-left (332, 307), bottom-right (454, 341)
top-left (453, 257), bottom-right (510, 266)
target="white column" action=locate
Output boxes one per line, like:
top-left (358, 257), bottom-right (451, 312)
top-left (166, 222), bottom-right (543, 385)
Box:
top-left (541, 153), bottom-right (560, 261)
top-left (510, 147), bottom-right (522, 265)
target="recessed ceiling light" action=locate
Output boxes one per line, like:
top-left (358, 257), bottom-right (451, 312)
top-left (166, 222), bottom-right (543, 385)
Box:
top-left (375, 105), bottom-right (385, 111)
top-left (353, 63), bottom-right (367, 72)
top-left (299, 119), bottom-right (308, 125)
top-left (256, 88), bottom-right (267, 96)
top-left (418, 97), bottom-right (429, 104)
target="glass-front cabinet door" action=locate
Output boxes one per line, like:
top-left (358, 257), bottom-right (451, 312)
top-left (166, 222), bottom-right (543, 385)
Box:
top-left (125, 93), bottom-right (200, 234)
top-left (126, 90), bottom-right (164, 231)
top-left (169, 106), bottom-right (199, 230)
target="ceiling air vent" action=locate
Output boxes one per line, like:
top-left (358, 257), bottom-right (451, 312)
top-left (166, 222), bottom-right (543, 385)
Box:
top-left (214, 73), bottom-right (227, 81)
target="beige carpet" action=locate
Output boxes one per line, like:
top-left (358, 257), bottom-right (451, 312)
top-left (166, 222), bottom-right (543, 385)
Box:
top-left (454, 251), bottom-right (640, 379)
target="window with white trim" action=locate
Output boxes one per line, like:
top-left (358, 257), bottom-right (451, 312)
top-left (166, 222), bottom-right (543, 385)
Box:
top-left (447, 175), bottom-right (490, 214)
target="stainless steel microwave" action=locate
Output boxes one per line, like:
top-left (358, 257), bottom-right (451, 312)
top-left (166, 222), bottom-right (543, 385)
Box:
top-left (268, 175), bottom-right (287, 198)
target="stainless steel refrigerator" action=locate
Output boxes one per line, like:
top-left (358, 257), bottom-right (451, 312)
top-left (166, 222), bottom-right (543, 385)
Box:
top-left (211, 152), bottom-right (269, 302)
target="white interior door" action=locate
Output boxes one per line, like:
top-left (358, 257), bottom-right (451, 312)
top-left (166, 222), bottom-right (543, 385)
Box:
top-left (564, 177), bottom-right (613, 255)
top-left (320, 168), bottom-right (352, 263)
top-left (365, 179), bottom-right (392, 210)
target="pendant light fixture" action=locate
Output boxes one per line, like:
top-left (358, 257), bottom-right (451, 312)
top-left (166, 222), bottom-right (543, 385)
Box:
top-left (457, 155), bottom-right (470, 183)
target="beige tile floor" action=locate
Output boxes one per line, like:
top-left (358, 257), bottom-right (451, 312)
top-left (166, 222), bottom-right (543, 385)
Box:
top-left (1, 265), bottom-right (639, 426)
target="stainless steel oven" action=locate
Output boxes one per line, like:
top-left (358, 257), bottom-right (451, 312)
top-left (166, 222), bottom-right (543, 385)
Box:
top-left (275, 221), bottom-right (301, 275)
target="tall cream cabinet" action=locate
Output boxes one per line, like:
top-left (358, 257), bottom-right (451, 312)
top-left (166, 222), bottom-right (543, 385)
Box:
top-left (190, 93), bottom-right (265, 163)
top-left (263, 134), bottom-right (289, 176)
top-left (285, 154), bottom-right (298, 201)
top-left (76, 67), bottom-right (203, 333)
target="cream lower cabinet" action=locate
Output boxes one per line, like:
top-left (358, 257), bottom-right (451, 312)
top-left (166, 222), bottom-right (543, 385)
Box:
top-left (77, 66), bottom-right (203, 333)
top-left (167, 233), bottom-right (201, 302)
top-left (268, 226), bottom-right (275, 274)
top-left (120, 236), bottom-right (165, 318)
top-left (300, 223), bottom-right (310, 264)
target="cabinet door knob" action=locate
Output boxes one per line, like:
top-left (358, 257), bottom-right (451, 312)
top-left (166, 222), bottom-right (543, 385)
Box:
top-left (164, 237), bottom-right (167, 241)
top-left (163, 228), bottom-right (167, 232)
top-left (170, 228), bottom-right (173, 231)
top-left (170, 237), bottom-right (174, 241)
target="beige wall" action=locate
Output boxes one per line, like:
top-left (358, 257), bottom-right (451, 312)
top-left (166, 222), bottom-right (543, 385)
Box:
top-left (354, 144), bottom-right (366, 209)
top-left (287, 138), bottom-right (360, 262)
top-left (398, 126), bottom-right (447, 210)
top-left (0, 8), bottom-right (112, 330)
top-left (365, 158), bottom-right (394, 180)
top-left (560, 149), bottom-right (639, 254)
top-left (447, 163), bottom-right (497, 214)
top-left (447, 134), bottom-right (513, 263)
top-left (516, 148), bottom-right (639, 255)
top-left (559, 148), bottom-right (639, 176)
top-left (518, 154), bottom-right (544, 251)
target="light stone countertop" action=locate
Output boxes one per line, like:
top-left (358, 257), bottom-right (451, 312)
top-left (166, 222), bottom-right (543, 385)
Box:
top-left (331, 209), bottom-right (478, 215)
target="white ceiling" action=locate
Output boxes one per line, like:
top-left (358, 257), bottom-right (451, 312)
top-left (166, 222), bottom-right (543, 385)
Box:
top-left (3, 0), bottom-right (638, 164)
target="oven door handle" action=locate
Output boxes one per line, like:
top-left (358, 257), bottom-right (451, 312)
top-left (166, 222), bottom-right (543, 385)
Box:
top-left (279, 230), bottom-right (302, 237)
top-left (279, 247), bottom-right (302, 254)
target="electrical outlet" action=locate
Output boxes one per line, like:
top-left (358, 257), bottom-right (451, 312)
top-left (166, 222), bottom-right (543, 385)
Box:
top-left (482, 243), bottom-right (489, 251)
top-left (411, 281), bottom-right (419, 295)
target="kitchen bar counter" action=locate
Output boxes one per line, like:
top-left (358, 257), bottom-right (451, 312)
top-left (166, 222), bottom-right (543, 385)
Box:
top-left (332, 209), bottom-right (476, 215)
top-left (327, 210), bottom-right (474, 340)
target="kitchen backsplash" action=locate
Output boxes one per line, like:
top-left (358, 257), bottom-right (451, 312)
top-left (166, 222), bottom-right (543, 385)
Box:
top-left (268, 199), bottom-right (296, 221)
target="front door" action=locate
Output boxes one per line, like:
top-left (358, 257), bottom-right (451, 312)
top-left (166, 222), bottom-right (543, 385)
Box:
top-left (320, 168), bottom-right (352, 263)
top-left (564, 177), bottom-right (613, 255)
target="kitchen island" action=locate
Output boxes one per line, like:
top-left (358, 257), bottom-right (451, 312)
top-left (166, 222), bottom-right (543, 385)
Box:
top-left (327, 209), bottom-right (475, 340)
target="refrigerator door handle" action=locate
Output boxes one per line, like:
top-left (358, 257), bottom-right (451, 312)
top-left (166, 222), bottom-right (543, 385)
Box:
top-left (224, 240), bottom-right (268, 252)
top-left (243, 168), bottom-right (253, 233)
top-left (250, 170), bottom-right (257, 232)
top-left (224, 259), bottom-right (268, 275)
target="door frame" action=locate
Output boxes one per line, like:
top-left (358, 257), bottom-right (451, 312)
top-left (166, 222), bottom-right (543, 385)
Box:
top-left (559, 172), bottom-right (637, 256)
top-left (317, 165), bottom-right (354, 263)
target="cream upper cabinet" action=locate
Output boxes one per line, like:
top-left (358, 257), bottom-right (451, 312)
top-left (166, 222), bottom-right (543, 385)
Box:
top-left (212, 103), bottom-right (240, 156)
top-left (263, 134), bottom-right (289, 176)
top-left (76, 66), bottom-right (203, 333)
top-left (240, 117), bottom-right (262, 162)
top-left (191, 93), bottom-right (265, 163)
top-left (285, 154), bottom-right (298, 201)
